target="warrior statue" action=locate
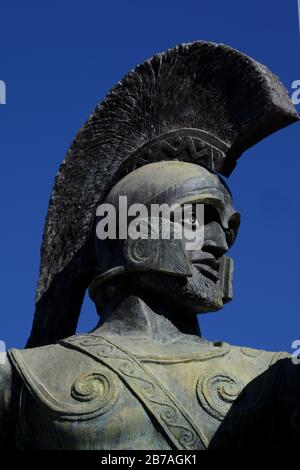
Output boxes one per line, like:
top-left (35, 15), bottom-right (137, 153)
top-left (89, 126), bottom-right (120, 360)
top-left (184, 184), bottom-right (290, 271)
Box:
top-left (0, 41), bottom-right (299, 450)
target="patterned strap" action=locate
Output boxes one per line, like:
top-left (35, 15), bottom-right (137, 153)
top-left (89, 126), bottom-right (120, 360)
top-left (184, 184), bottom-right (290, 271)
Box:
top-left (60, 334), bottom-right (207, 450)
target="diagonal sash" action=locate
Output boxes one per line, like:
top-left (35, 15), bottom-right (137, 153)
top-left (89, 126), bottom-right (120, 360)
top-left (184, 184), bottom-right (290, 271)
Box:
top-left (60, 334), bottom-right (207, 450)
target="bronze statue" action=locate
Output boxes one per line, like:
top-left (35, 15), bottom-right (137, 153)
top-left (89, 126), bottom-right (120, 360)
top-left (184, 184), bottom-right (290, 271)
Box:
top-left (0, 41), bottom-right (299, 450)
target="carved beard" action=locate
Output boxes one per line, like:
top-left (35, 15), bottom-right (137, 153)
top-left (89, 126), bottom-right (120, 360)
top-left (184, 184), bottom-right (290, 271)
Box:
top-left (133, 265), bottom-right (224, 314)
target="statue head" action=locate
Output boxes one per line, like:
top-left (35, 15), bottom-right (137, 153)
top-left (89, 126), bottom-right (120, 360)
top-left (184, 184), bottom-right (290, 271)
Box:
top-left (26, 41), bottom-right (299, 347)
top-left (89, 160), bottom-right (240, 315)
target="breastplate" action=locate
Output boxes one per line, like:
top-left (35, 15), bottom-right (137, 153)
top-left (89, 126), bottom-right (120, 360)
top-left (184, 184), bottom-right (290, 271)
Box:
top-left (8, 334), bottom-right (286, 450)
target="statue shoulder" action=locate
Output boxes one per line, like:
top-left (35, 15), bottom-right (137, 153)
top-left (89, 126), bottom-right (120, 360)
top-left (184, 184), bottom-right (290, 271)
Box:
top-left (229, 343), bottom-right (290, 366)
top-left (8, 338), bottom-right (124, 429)
top-left (8, 339), bottom-right (95, 388)
top-left (211, 342), bottom-right (291, 386)
top-left (7, 337), bottom-right (121, 415)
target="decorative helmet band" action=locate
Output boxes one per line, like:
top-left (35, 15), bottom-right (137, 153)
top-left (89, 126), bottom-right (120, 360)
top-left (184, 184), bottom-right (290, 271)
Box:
top-left (122, 128), bottom-right (230, 176)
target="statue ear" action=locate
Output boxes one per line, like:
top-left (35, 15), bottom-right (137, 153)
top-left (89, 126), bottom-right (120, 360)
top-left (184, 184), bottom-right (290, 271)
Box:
top-left (123, 218), bottom-right (193, 277)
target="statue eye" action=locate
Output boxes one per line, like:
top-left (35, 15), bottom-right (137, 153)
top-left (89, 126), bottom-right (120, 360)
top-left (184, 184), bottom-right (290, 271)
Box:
top-left (190, 214), bottom-right (197, 225)
top-left (181, 208), bottom-right (200, 229)
top-left (186, 207), bottom-right (200, 227)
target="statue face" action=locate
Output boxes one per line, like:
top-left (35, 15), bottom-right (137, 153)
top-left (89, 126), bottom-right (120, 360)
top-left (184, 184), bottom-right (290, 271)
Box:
top-left (92, 161), bottom-right (240, 314)
top-left (131, 183), bottom-right (239, 314)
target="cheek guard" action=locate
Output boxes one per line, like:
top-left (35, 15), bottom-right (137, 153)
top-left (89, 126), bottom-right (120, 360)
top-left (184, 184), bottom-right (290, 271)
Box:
top-left (123, 217), bottom-right (193, 277)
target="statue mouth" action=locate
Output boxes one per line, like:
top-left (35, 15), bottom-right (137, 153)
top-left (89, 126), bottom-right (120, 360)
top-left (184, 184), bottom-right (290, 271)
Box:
top-left (191, 254), bottom-right (220, 282)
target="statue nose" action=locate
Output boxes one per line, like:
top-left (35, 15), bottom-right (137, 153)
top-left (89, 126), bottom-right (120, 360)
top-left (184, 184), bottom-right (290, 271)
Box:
top-left (203, 221), bottom-right (229, 258)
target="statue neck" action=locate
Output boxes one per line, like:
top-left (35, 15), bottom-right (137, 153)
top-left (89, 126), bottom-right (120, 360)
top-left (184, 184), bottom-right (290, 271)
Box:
top-left (93, 291), bottom-right (201, 342)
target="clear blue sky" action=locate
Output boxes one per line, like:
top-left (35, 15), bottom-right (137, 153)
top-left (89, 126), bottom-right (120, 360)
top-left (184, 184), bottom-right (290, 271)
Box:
top-left (0, 0), bottom-right (299, 352)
